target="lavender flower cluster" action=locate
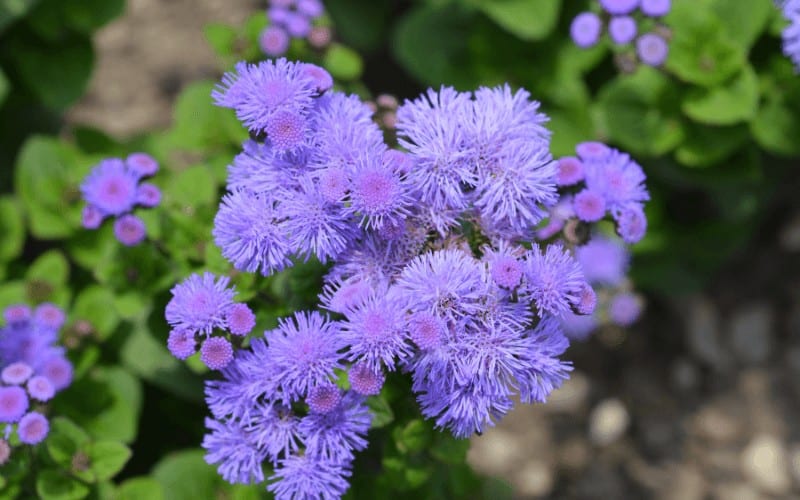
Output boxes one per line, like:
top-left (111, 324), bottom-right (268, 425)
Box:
top-left (571, 0), bottom-right (671, 67)
top-left (80, 153), bottom-right (161, 246)
top-left (0, 304), bottom-right (74, 463)
top-left (261, 0), bottom-right (330, 57)
top-left (782, 0), bottom-right (800, 71)
top-left (163, 57), bottom-right (649, 497)
top-left (561, 235), bottom-right (643, 340)
top-left (165, 273), bottom-right (256, 369)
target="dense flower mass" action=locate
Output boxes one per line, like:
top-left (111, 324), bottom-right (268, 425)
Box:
top-left (80, 153), bottom-right (160, 246)
top-left (165, 57), bottom-right (651, 498)
top-left (0, 304), bottom-right (74, 457)
top-left (165, 273), bottom-right (256, 370)
top-left (261, 0), bottom-right (328, 57)
top-left (782, 0), bottom-right (800, 71)
top-left (570, 0), bottom-right (671, 67)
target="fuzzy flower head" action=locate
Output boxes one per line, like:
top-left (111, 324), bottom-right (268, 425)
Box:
top-left (126, 153), bottom-right (159, 178)
top-left (260, 25), bottom-right (290, 57)
top-left (299, 392), bottom-right (371, 462)
top-left (407, 312), bottom-right (446, 350)
top-left (212, 59), bottom-right (317, 133)
top-left (113, 214), bottom-right (147, 246)
top-left (576, 235), bottom-right (630, 286)
top-left (570, 12), bottom-right (602, 48)
top-left (225, 304), bottom-right (256, 336)
top-left (306, 384), bottom-right (342, 414)
top-left (637, 33), bottom-right (669, 66)
top-left (0, 386), bottom-right (28, 423)
top-left (782, 0), bottom-right (800, 71)
top-left (340, 295), bottom-right (410, 372)
top-left (167, 329), bottom-right (196, 360)
top-left (201, 337), bottom-right (234, 371)
top-left (609, 16), bottom-right (638, 44)
top-left (81, 159), bottom-right (139, 216)
top-left (2, 362), bottom-right (33, 385)
top-left (17, 412), bottom-right (48, 444)
top-left (264, 311), bottom-right (346, 403)
top-left (557, 156), bottom-right (584, 186)
top-left (202, 417), bottom-right (267, 485)
top-left (599, 0), bottom-right (639, 15)
top-left (522, 244), bottom-right (586, 317)
top-left (165, 273), bottom-right (236, 336)
top-left (268, 454), bottom-right (352, 500)
top-left (609, 292), bottom-right (643, 326)
top-left (641, 0), bottom-right (671, 17)
top-left (348, 361), bottom-right (385, 396)
top-left (347, 156), bottom-right (411, 231)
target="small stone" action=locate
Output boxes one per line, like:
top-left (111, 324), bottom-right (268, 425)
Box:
top-left (790, 444), bottom-right (800, 484)
top-left (684, 296), bottom-right (731, 370)
top-left (663, 466), bottom-right (705, 500)
top-left (671, 357), bottom-right (699, 392)
top-left (713, 482), bottom-right (763, 500)
top-left (740, 434), bottom-right (791, 495)
top-left (692, 405), bottom-right (741, 444)
top-left (589, 398), bottom-right (629, 446)
top-left (514, 460), bottom-right (554, 497)
top-left (779, 212), bottom-right (800, 252)
top-left (544, 371), bottom-right (589, 414)
top-left (559, 437), bottom-right (589, 470)
top-left (729, 303), bottom-right (774, 364)
top-left (467, 429), bottom-right (522, 476)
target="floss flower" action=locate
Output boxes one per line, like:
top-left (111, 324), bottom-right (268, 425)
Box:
top-left (80, 153), bottom-right (160, 245)
top-left (262, 0), bottom-right (328, 57)
top-left (162, 56), bottom-right (654, 498)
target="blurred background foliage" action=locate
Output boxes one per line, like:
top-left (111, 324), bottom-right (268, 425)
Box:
top-left (0, 0), bottom-right (798, 498)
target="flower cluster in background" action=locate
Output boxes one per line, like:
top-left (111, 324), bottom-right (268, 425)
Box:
top-left (80, 153), bottom-right (161, 246)
top-left (161, 56), bottom-right (650, 498)
top-left (261, 0), bottom-right (329, 57)
top-left (0, 304), bottom-right (74, 463)
top-left (560, 235), bottom-right (644, 341)
top-left (782, 0), bottom-right (800, 71)
top-left (165, 273), bottom-right (256, 370)
top-left (570, 0), bottom-right (672, 68)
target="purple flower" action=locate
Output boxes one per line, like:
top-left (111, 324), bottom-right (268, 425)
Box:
top-left (483, 243), bottom-right (525, 290)
top-left (3, 304), bottom-right (31, 326)
top-left (575, 235), bottom-right (630, 286)
top-left (135, 183), bottom-right (161, 208)
top-left (213, 189), bottom-right (292, 276)
top-left (80, 159), bottom-right (139, 217)
top-left (113, 214), bottom-right (147, 246)
top-left (165, 273), bottom-right (236, 336)
top-left (202, 417), bottom-right (267, 485)
top-left (609, 292), bottom-right (642, 326)
top-left (39, 354), bottom-right (73, 391)
top-left (640, 0), bottom-right (671, 17)
top-left (609, 16), bottom-right (637, 45)
top-left (347, 157), bottom-right (411, 231)
top-left (570, 12), bottom-right (602, 48)
top-left (200, 337), bottom-right (234, 370)
top-left (599, 0), bottom-right (639, 15)
top-left (279, 176), bottom-right (358, 263)
top-left (212, 59), bottom-right (316, 133)
top-left (34, 303), bottom-right (65, 331)
top-left (262, 311), bottom-right (346, 403)
top-left (0, 386), bottom-right (28, 423)
top-left (782, 0), bottom-right (800, 71)
top-left (348, 361), bottom-right (385, 396)
top-left (17, 412), bottom-right (48, 444)
top-left (583, 148), bottom-right (649, 212)
top-left (306, 384), bottom-right (342, 414)
top-left (285, 12), bottom-right (312, 38)
top-left (340, 295), bottom-right (410, 371)
top-left (225, 304), bottom-right (256, 336)
top-left (299, 392), bottom-right (371, 462)
top-left (268, 454), bottom-right (352, 500)
top-left (1, 362), bottom-right (32, 385)
top-left (167, 329), bottom-right (196, 360)
top-left (574, 282), bottom-right (597, 315)
top-left (244, 403), bottom-right (301, 462)
top-left (27, 375), bottom-right (55, 402)
top-left (615, 204), bottom-right (648, 243)
top-left (265, 109), bottom-right (309, 153)
top-left (408, 312), bottom-right (446, 351)
top-left (319, 279), bottom-right (373, 314)
top-left (521, 244), bottom-right (586, 317)
top-left (573, 189), bottom-right (607, 222)
top-left (300, 63), bottom-right (333, 94)
top-left (576, 141), bottom-right (611, 161)
top-left (81, 205), bottom-right (104, 229)
top-left (561, 312), bottom-right (598, 341)
top-left (297, 0), bottom-right (324, 18)
top-left (260, 25), bottom-right (290, 57)
top-left (556, 156), bottom-right (584, 186)
top-left (636, 33), bottom-right (669, 66)
top-left (126, 153), bottom-right (159, 178)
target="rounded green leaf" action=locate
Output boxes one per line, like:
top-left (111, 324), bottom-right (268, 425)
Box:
top-left (26, 250), bottom-right (70, 288)
top-left (323, 43), bottom-right (364, 81)
top-left (596, 67), bottom-right (685, 156)
top-left (117, 478), bottom-right (166, 500)
top-left (675, 124), bottom-right (749, 167)
top-left (87, 441), bottom-right (131, 482)
top-left (711, 0), bottom-right (772, 51)
top-left (475, 0), bottom-right (559, 40)
top-left (0, 196), bottom-right (24, 263)
top-left (35, 470), bottom-right (90, 500)
top-left (152, 450), bottom-right (228, 500)
top-left (682, 65), bottom-right (758, 125)
top-left (47, 417), bottom-right (91, 466)
top-left (665, 3), bottom-right (745, 87)
top-left (72, 286), bottom-right (120, 340)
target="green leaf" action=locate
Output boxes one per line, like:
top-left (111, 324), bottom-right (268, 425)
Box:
top-left (117, 478), bottom-right (166, 500)
top-left (87, 441), bottom-right (131, 482)
top-left (396, 419), bottom-right (431, 454)
top-left (152, 450), bottom-right (227, 500)
top-left (548, 107), bottom-right (594, 158)
top-left (165, 165), bottom-right (217, 208)
top-left (36, 470), bottom-right (90, 500)
top-left (62, 0), bottom-right (125, 33)
top-left (164, 81), bottom-right (247, 152)
top-left (7, 35), bottom-right (94, 109)
top-left (326, 0), bottom-right (392, 51)
top-left (46, 417), bottom-right (91, 466)
top-left (14, 136), bottom-right (82, 239)
top-left (26, 250), bottom-right (70, 287)
top-left (596, 66), bottom-right (685, 156)
top-left (0, 196), bottom-right (24, 263)
top-left (120, 326), bottom-right (204, 402)
top-left (474, 0), bottom-right (559, 40)
top-left (0, 68), bottom-right (9, 105)
top-left (712, 0), bottom-right (772, 51)
top-left (0, 0), bottom-right (39, 33)
top-left (675, 124), bottom-right (749, 167)
top-left (72, 286), bottom-right (120, 340)
top-left (322, 43), bottom-right (363, 81)
top-left (751, 97), bottom-right (800, 155)
top-left (665, 3), bottom-right (745, 87)
top-left (204, 23), bottom-right (238, 59)
top-left (682, 65), bottom-right (758, 125)
top-left (393, 4), bottom-right (477, 88)
top-left (367, 395), bottom-right (394, 428)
